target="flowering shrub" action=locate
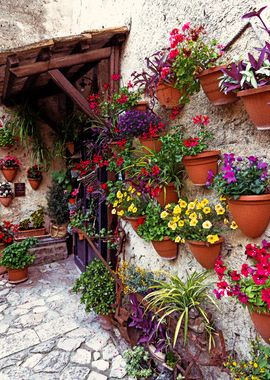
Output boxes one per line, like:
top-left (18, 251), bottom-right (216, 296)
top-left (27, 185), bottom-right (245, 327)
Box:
top-left (207, 154), bottom-right (270, 198)
top-left (0, 116), bottom-right (15, 147)
top-left (0, 220), bottom-right (18, 245)
top-left (27, 165), bottom-right (43, 181)
top-left (117, 109), bottom-right (164, 140)
top-left (214, 240), bottom-right (270, 313)
top-left (0, 155), bottom-right (21, 169)
top-left (0, 182), bottom-right (13, 197)
top-left (160, 197), bottom-right (235, 244)
top-left (182, 114), bottom-right (213, 156)
top-left (107, 181), bottom-right (150, 218)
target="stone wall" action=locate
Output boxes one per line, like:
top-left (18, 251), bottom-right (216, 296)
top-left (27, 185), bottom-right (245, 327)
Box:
top-left (1, 0), bottom-right (270, 376)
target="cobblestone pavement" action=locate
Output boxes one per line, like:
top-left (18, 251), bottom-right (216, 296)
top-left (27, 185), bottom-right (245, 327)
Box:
top-left (0, 257), bottom-right (129, 380)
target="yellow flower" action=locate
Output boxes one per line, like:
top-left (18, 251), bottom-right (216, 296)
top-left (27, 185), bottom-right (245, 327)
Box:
top-left (207, 234), bottom-right (219, 244)
top-left (168, 221), bottom-right (177, 230)
top-left (124, 192), bottom-right (127, 197)
top-left (128, 186), bottom-right (132, 192)
top-left (137, 192), bottom-right (141, 196)
top-left (220, 195), bottom-right (226, 201)
top-left (179, 200), bottom-right (187, 208)
top-left (196, 202), bottom-right (202, 210)
top-left (224, 218), bottom-right (229, 224)
top-left (131, 187), bottom-right (136, 194)
top-left (230, 221), bottom-right (238, 230)
top-left (188, 202), bottom-right (196, 210)
top-left (201, 198), bottom-right (209, 207)
top-left (111, 208), bottom-right (117, 214)
top-left (190, 219), bottom-right (198, 226)
top-left (113, 201), bottom-right (119, 207)
top-left (128, 203), bottom-right (135, 212)
top-left (116, 191), bottom-right (123, 199)
top-left (215, 204), bottom-right (225, 215)
top-left (178, 220), bottom-right (184, 227)
top-left (185, 209), bottom-right (191, 215)
top-left (253, 363), bottom-right (258, 368)
top-left (127, 196), bottom-right (132, 201)
top-left (175, 236), bottom-right (181, 243)
top-left (165, 203), bottom-right (171, 209)
top-left (202, 220), bottom-right (212, 229)
top-left (172, 216), bottom-right (180, 223)
top-left (117, 210), bottom-right (124, 216)
top-left (181, 238), bottom-right (185, 243)
top-left (173, 205), bottom-right (181, 214)
top-left (232, 361), bottom-right (237, 367)
top-left (203, 207), bottom-right (211, 214)
top-left (189, 212), bottom-right (197, 219)
top-left (160, 211), bottom-right (168, 219)
top-left (132, 207), bottom-right (138, 213)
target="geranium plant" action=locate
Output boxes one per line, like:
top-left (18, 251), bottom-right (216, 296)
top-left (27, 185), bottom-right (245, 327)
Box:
top-left (0, 220), bottom-right (18, 245)
top-left (0, 182), bottom-right (13, 197)
top-left (181, 115), bottom-right (213, 156)
top-left (27, 165), bottom-right (43, 181)
top-left (0, 155), bottom-right (21, 169)
top-left (207, 154), bottom-right (270, 198)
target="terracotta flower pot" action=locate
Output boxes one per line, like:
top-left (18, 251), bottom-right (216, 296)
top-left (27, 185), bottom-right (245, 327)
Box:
top-left (187, 238), bottom-right (224, 269)
top-left (249, 308), bottom-right (270, 343)
top-left (28, 178), bottom-right (41, 190)
top-left (0, 196), bottom-right (12, 207)
top-left (152, 238), bottom-right (178, 260)
top-left (155, 183), bottom-right (179, 207)
top-left (124, 216), bottom-right (146, 233)
top-left (156, 82), bottom-right (183, 109)
top-left (227, 194), bottom-right (270, 238)
top-left (78, 230), bottom-right (85, 240)
top-left (50, 224), bottom-right (67, 238)
top-left (134, 100), bottom-right (148, 112)
top-left (139, 137), bottom-right (162, 153)
top-left (1, 167), bottom-right (18, 182)
top-left (237, 85), bottom-right (270, 130)
top-left (15, 228), bottom-right (46, 239)
top-left (183, 150), bottom-right (221, 186)
top-left (0, 243), bottom-right (6, 274)
top-left (198, 65), bottom-right (238, 105)
top-left (8, 267), bottom-right (28, 284)
top-left (66, 142), bottom-right (75, 155)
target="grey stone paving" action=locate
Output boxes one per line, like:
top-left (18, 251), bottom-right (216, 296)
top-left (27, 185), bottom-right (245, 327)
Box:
top-left (0, 257), bottom-right (129, 380)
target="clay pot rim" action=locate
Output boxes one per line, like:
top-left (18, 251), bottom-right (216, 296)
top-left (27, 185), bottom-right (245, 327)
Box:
top-left (152, 236), bottom-right (175, 243)
top-left (183, 150), bottom-right (221, 161)
top-left (197, 64), bottom-right (228, 77)
top-left (157, 80), bottom-right (177, 89)
top-left (0, 195), bottom-right (13, 198)
top-left (249, 306), bottom-right (270, 317)
top-left (123, 215), bottom-right (146, 221)
top-left (227, 193), bottom-right (270, 202)
top-left (237, 84), bottom-right (270, 97)
top-left (28, 177), bottom-right (42, 181)
top-left (136, 100), bottom-right (148, 105)
top-left (1, 166), bottom-right (18, 170)
top-left (139, 136), bottom-right (162, 142)
top-left (187, 237), bottom-right (224, 246)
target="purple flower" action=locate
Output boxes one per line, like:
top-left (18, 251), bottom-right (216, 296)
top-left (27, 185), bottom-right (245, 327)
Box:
top-left (257, 161), bottom-right (268, 170)
top-left (223, 170), bottom-right (237, 184)
top-left (117, 110), bottom-right (161, 138)
top-left (238, 293), bottom-right (249, 304)
top-left (224, 153), bottom-right (235, 164)
top-left (237, 156), bottom-right (243, 162)
top-left (206, 170), bottom-right (214, 187)
top-left (213, 289), bottom-right (221, 300)
top-left (248, 155), bottom-right (258, 163)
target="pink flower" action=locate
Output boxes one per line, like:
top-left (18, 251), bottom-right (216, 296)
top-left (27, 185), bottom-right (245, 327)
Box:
top-left (169, 48), bottom-right (179, 59)
top-left (252, 270), bottom-right (268, 285)
top-left (160, 67), bottom-right (171, 79)
top-left (111, 73), bottom-right (121, 81)
top-left (262, 288), bottom-right (270, 309)
top-left (241, 264), bottom-right (250, 277)
top-left (170, 28), bottom-right (180, 36)
top-left (192, 114), bottom-right (209, 126)
top-left (230, 270), bottom-right (241, 282)
top-left (71, 188), bottom-right (79, 197)
top-left (182, 22), bottom-right (190, 32)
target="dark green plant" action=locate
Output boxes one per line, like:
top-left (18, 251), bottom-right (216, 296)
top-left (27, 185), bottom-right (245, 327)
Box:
top-left (72, 258), bottom-right (116, 315)
top-left (52, 170), bottom-right (73, 195)
top-left (19, 218), bottom-right (31, 231)
top-left (123, 346), bottom-right (152, 378)
top-left (46, 179), bottom-right (70, 225)
top-left (166, 351), bottom-right (177, 369)
top-left (0, 119), bottom-right (15, 147)
top-left (0, 238), bottom-right (37, 269)
top-left (31, 207), bottom-right (45, 229)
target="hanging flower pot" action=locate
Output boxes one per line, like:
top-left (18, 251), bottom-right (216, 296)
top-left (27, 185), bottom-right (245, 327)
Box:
top-left (1, 167), bottom-right (18, 182)
top-left (124, 216), bottom-right (146, 233)
top-left (78, 229), bottom-right (85, 240)
top-left (237, 85), bottom-right (270, 130)
top-left (28, 178), bottom-right (41, 190)
top-left (156, 82), bottom-right (183, 109)
top-left (227, 194), bottom-right (270, 238)
top-left (8, 267), bottom-right (28, 284)
top-left (139, 137), bottom-right (162, 153)
top-left (134, 100), bottom-right (149, 112)
top-left (0, 196), bottom-right (12, 207)
top-left (66, 142), bottom-right (75, 155)
top-left (0, 243), bottom-right (6, 275)
top-left (187, 238), bottom-right (224, 269)
top-left (152, 238), bottom-right (178, 260)
top-left (249, 308), bottom-right (270, 343)
top-left (155, 183), bottom-right (179, 207)
top-left (198, 65), bottom-right (238, 105)
top-left (183, 150), bottom-right (220, 186)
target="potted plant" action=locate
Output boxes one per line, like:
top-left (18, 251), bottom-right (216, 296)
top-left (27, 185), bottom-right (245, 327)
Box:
top-left (219, 7), bottom-right (270, 129)
top-left (46, 179), bottom-right (70, 238)
top-left (0, 116), bottom-right (15, 148)
top-left (0, 155), bottom-right (21, 182)
top-left (0, 182), bottom-right (13, 207)
top-left (137, 202), bottom-right (182, 260)
top-left (69, 209), bottom-right (96, 240)
top-left (123, 346), bottom-right (153, 379)
top-left (0, 237), bottom-right (37, 283)
top-left (15, 207), bottom-right (46, 239)
top-left (27, 165), bottom-right (43, 190)
top-left (182, 115), bottom-right (220, 186)
top-left (208, 153), bottom-right (270, 238)
top-left (214, 240), bottom-right (270, 343)
top-left (0, 220), bottom-right (17, 274)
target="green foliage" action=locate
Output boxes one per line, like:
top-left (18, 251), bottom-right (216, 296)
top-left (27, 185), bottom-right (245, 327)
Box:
top-left (19, 218), bottom-right (31, 231)
top-left (51, 170), bottom-right (73, 195)
top-left (72, 258), bottom-right (116, 315)
top-left (224, 340), bottom-right (270, 379)
top-left (0, 121), bottom-right (15, 147)
top-left (0, 238), bottom-right (37, 269)
top-left (144, 271), bottom-right (217, 348)
top-left (123, 346), bottom-right (152, 378)
top-left (46, 179), bottom-right (70, 225)
top-left (30, 207), bottom-right (45, 229)
top-left (166, 351), bottom-right (177, 369)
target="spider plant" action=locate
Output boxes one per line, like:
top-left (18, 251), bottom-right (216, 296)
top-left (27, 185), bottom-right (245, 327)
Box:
top-left (144, 271), bottom-right (218, 349)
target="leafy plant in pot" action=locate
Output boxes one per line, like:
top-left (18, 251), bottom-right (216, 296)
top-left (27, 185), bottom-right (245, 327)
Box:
top-left (27, 165), bottom-right (43, 190)
top-left (69, 208), bottom-right (96, 240)
top-left (16, 207), bottom-right (46, 238)
top-left (220, 6), bottom-right (270, 129)
top-left (0, 182), bottom-right (13, 207)
top-left (182, 115), bottom-right (220, 186)
top-left (46, 179), bottom-right (70, 238)
top-left (0, 155), bottom-right (21, 182)
top-left (0, 220), bottom-right (18, 274)
top-left (208, 153), bottom-right (270, 238)
top-left (214, 240), bottom-right (270, 343)
top-left (0, 237), bottom-right (37, 283)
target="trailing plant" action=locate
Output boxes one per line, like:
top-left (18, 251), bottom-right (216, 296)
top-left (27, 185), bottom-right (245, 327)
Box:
top-left (0, 237), bottom-right (37, 269)
top-left (207, 154), bottom-right (270, 198)
top-left (214, 240), bottom-right (270, 314)
top-left (144, 271), bottom-right (218, 347)
top-left (0, 115), bottom-right (15, 147)
top-left (123, 346), bottom-right (153, 378)
top-left (27, 165), bottom-right (43, 181)
top-left (0, 182), bottom-right (13, 197)
top-left (72, 258), bottom-right (116, 315)
top-left (0, 220), bottom-right (18, 245)
top-left (0, 155), bottom-right (21, 168)
top-left (69, 208), bottom-right (96, 237)
top-left (46, 179), bottom-right (70, 225)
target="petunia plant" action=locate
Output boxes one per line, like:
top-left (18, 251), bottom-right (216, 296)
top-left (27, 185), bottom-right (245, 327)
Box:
top-left (207, 154), bottom-right (270, 198)
top-left (214, 240), bottom-right (270, 313)
top-left (0, 156), bottom-right (21, 169)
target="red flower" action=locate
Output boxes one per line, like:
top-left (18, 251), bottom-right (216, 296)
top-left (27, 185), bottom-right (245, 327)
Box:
top-left (230, 270), bottom-right (241, 282)
top-left (116, 139), bottom-right (127, 147)
top-left (116, 157), bottom-right (124, 166)
top-left (252, 270), bottom-right (268, 285)
top-left (161, 67), bottom-right (171, 79)
top-left (169, 106), bottom-right (182, 120)
top-left (87, 186), bottom-right (94, 193)
top-left (116, 94), bottom-right (128, 104)
top-left (135, 217), bottom-right (145, 228)
top-left (169, 48), bottom-right (179, 59)
top-left (101, 183), bottom-right (108, 191)
top-left (151, 165), bottom-right (160, 176)
top-left (192, 114), bottom-right (209, 126)
top-left (182, 22), bottom-right (190, 32)
top-left (241, 263), bottom-right (250, 277)
top-left (150, 187), bottom-right (161, 197)
top-left (214, 258), bottom-right (227, 279)
top-left (127, 80), bottom-right (133, 88)
top-left (262, 288), bottom-right (270, 309)
top-left (183, 137), bottom-right (199, 147)
top-left (103, 83), bottom-right (110, 90)
top-left (111, 73), bottom-right (121, 81)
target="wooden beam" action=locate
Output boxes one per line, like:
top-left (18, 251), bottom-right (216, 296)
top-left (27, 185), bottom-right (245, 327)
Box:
top-left (48, 69), bottom-right (94, 117)
top-left (10, 47), bottom-right (111, 78)
top-left (2, 55), bottom-right (19, 103)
